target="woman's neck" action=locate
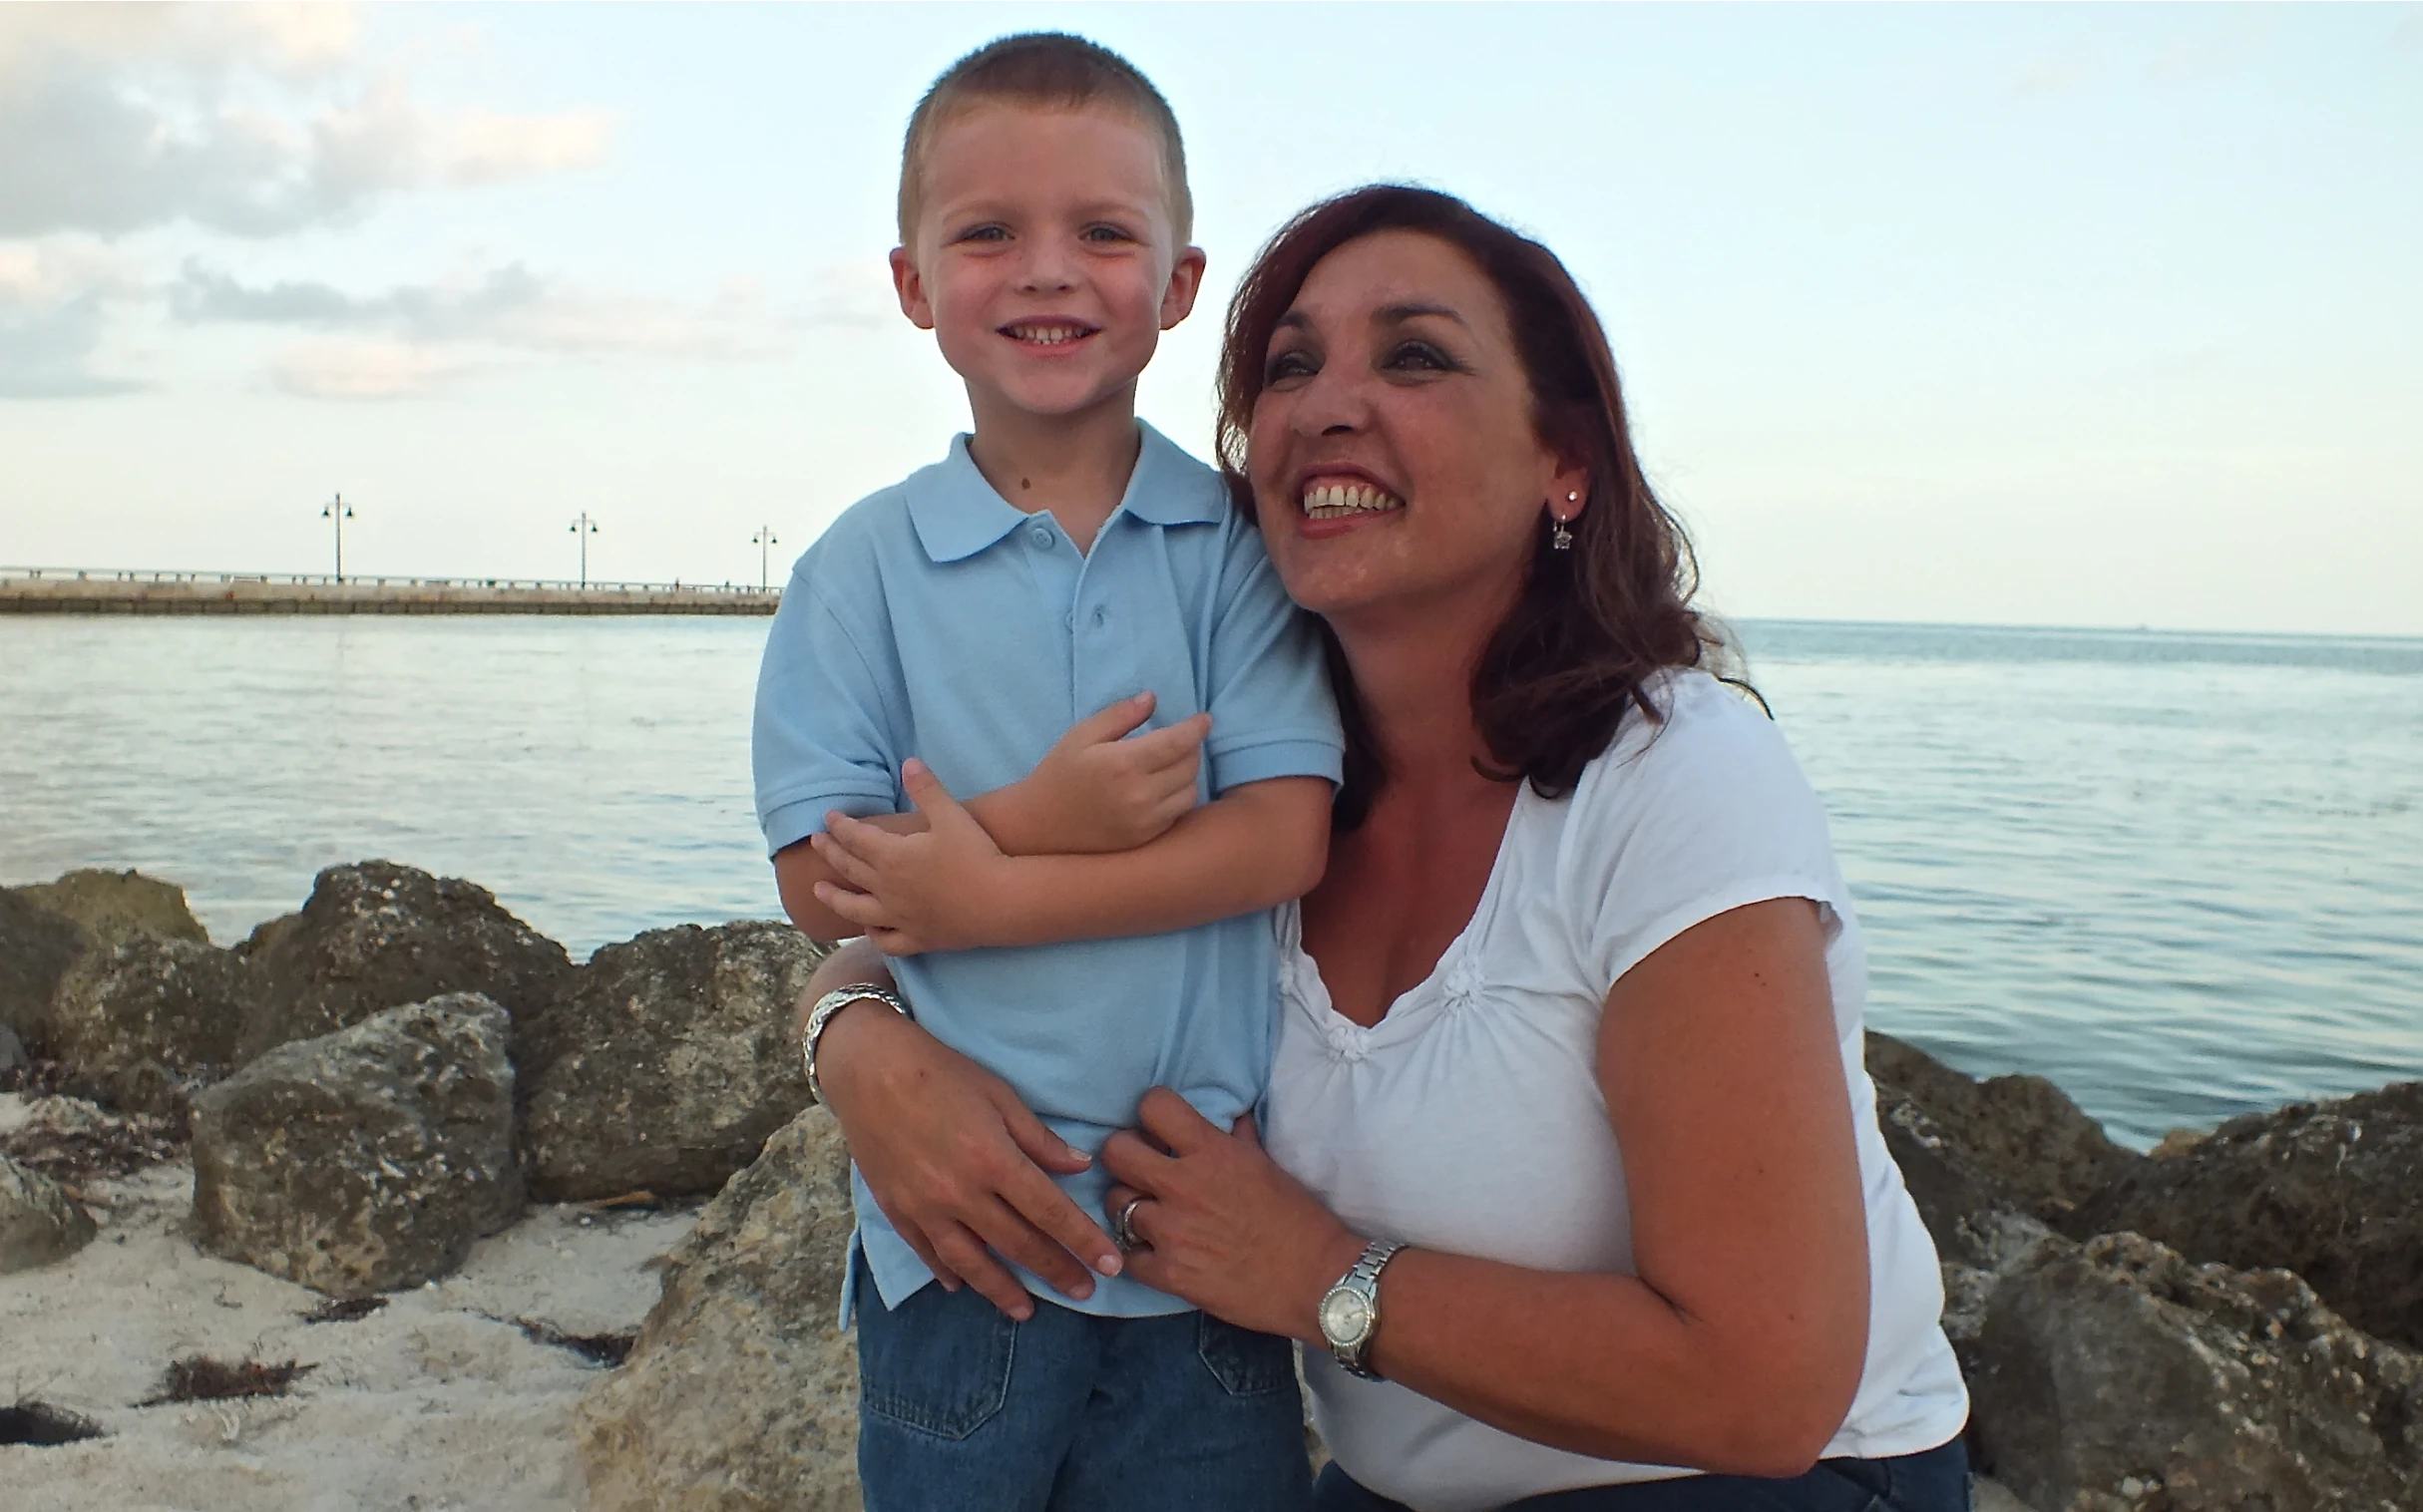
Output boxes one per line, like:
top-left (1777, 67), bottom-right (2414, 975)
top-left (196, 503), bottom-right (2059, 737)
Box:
top-left (1331, 600), bottom-right (1503, 795)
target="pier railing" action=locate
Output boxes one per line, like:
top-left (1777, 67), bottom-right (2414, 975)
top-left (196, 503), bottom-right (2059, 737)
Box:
top-left (0, 567), bottom-right (774, 595)
top-left (0, 567), bottom-right (782, 616)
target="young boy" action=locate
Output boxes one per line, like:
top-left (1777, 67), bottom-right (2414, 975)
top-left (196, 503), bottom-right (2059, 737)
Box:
top-left (751, 33), bottom-right (1339, 1510)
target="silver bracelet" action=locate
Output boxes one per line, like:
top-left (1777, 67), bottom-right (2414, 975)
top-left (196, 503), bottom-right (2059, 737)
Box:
top-left (801, 984), bottom-right (912, 1103)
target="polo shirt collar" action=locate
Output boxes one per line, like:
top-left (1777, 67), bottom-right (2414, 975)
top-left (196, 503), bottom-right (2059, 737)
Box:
top-left (906, 422), bottom-right (1222, 564)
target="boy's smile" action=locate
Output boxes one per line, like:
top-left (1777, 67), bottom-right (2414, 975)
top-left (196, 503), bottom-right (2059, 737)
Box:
top-left (892, 102), bottom-right (1204, 434)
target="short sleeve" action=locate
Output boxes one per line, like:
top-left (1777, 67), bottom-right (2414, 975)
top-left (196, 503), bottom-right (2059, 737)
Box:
top-left (751, 554), bottom-right (904, 857)
top-left (1198, 514), bottom-right (1345, 794)
top-left (1560, 674), bottom-right (1848, 991)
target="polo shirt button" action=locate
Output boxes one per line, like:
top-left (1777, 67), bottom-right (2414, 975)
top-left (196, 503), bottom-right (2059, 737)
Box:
top-left (1028, 525), bottom-right (1053, 548)
top-left (1092, 606), bottom-right (1108, 627)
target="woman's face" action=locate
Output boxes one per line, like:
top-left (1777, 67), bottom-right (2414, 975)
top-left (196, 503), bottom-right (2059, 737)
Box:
top-left (1246, 229), bottom-right (1584, 634)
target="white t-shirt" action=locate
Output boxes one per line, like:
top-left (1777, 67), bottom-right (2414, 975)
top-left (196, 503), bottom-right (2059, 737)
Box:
top-left (1263, 670), bottom-right (1969, 1512)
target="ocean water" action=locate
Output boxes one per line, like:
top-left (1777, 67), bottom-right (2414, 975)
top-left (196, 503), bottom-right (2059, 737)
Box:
top-left (2, 615), bottom-right (2416, 1149)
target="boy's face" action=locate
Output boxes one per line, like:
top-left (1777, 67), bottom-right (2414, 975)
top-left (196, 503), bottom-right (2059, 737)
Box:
top-left (892, 102), bottom-right (1205, 426)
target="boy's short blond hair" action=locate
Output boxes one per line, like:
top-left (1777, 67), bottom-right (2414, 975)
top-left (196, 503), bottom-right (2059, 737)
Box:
top-left (898, 33), bottom-right (1193, 245)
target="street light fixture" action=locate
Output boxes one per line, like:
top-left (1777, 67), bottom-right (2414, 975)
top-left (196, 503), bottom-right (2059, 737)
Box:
top-left (322, 493), bottom-right (354, 582)
top-left (570, 513), bottom-right (599, 588)
top-left (751, 526), bottom-right (779, 592)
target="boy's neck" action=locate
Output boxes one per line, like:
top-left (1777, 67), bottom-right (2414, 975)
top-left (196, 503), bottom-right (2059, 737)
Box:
top-left (965, 389), bottom-right (1143, 555)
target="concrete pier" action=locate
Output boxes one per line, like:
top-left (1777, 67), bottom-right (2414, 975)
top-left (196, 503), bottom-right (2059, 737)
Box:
top-left (0, 568), bottom-right (779, 616)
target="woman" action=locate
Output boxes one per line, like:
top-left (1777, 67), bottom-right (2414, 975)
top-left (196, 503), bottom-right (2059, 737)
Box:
top-left (804, 186), bottom-right (1971, 1511)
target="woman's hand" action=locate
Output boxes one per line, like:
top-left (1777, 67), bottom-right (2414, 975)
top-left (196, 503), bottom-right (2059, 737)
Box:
top-left (1100, 1087), bottom-right (1366, 1340)
top-left (802, 941), bottom-right (1124, 1320)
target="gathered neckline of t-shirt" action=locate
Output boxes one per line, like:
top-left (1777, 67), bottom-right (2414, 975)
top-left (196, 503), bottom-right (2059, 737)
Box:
top-left (1279, 782), bottom-right (1530, 1058)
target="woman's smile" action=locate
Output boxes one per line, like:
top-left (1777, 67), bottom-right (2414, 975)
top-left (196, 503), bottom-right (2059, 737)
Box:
top-left (1297, 468), bottom-right (1407, 532)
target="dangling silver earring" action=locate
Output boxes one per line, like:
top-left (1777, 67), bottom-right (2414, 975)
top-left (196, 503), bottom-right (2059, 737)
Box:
top-left (1549, 515), bottom-right (1574, 553)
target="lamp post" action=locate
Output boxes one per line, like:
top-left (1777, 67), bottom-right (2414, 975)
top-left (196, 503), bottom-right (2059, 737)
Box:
top-left (751, 526), bottom-right (778, 591)
top-left (322, 493), bottom-right (354, 582)
top-left (570, 513), bottom-right (599, 588)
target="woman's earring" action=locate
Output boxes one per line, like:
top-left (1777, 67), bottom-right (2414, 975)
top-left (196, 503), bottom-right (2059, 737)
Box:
top-left (1549, 514), bottom-right (1574, 553)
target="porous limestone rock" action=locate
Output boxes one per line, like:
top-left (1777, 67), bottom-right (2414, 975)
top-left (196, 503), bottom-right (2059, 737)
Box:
top-left (520, 921), bottom-right (828, 1201)
top-left (1871, 1078), bottom-right (2022, 1269)
top-left (231, 861), bottom-right (572, 1064)
top-left (191, 993), bottom-right (523, 1297)
top-left (42, 936), bottom-right (253, 1113)
top-left (0, 1151), bottom-right (97, 1273)
top-left (1867, 1032), bottom-right (2143, 1226)
top-left (0, 887), bottom-right (85, 1044)
top-left (576, 1105), bottom-right (861, 1512)
top-left (2062, 1081), bottom-right (2423, 1351)
top-left (13, 867), bottom-right (209, 948)
top-left (1965, 1229), bottom-right (2423, 1512)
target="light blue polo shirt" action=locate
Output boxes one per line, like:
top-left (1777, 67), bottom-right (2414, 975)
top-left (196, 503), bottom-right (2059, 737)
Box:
top-left (753, 422), bottom-right (1343, 1318)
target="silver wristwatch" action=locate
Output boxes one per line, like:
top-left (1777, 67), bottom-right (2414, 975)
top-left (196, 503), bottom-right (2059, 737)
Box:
top-left (800, 984), bottom-right (911, 1103)
top-left (1318, 1239), bottom-right (1407, 1379)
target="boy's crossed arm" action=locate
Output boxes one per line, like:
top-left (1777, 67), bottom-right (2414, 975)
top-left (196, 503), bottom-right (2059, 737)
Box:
top-left (774, 693), bottom-right (1329, 954)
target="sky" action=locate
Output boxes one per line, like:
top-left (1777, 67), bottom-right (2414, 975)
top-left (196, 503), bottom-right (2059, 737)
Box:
top-left (1, 3), bottom-right (2417, 635)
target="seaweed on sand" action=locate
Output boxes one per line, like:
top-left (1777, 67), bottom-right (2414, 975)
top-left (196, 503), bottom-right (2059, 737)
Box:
top-left (139, 1355), bottom-right (317, 1406)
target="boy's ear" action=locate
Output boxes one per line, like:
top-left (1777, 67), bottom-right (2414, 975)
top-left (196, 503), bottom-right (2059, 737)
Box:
top-left (1158, 245), bottom-right (1208, 332)
top-left (889, 247), bottom-right (937, 331)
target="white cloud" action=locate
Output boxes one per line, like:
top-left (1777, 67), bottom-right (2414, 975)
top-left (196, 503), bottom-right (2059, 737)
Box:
top-left (174, 259), bottom-right (793, 397)
top-left (270, 339), bottom-right (465, 401)
top-left (177, 259), bottom-right (785, 355)
top-left (0, 238), bottom-right (144, 397)
top-left (0, 5), bottom-right (610, 238)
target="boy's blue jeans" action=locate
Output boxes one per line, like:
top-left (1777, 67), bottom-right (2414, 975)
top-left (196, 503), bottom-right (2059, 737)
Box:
top-left (854, 1260), bottom-right (1314, 1512)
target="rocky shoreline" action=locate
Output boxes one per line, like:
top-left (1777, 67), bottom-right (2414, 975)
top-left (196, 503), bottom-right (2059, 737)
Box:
top-left (4, 862), bottom-right (2417, 1511)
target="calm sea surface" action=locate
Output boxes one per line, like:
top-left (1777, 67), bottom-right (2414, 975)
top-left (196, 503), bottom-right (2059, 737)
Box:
top-left (2, 615), bottom-right (2417, 1148)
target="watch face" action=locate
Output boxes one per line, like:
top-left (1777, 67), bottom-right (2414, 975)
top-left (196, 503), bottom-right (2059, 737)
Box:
top-left (1320, 1289), bottom-right (1373, 1344)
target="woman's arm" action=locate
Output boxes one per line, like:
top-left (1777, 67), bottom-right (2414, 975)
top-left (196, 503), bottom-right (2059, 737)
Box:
top-left (794, 940), bottom-right (1125, 1320)
top-left (1102, 898), bottom-right (1869, 1478)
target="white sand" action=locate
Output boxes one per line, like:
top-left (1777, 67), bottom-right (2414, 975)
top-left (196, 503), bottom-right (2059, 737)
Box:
top-left (1, 1094), bottom-right (697, 1512)
top-left (5, 1092), bottom-right (2042, 1512)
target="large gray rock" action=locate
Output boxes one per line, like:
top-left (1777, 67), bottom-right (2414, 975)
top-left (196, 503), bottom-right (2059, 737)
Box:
top-left (2062, 1081), bottom-right (2423, 1353)
top-left (1867, 1032), bottom-right (2143, 1225)
top-left (232, 861), bottom-right (572, 1065)
top-left (0, 887), bottom-right (86, 1045)
top-left (0, 1151), bottom-right (97, 1273)
top-left (191, 993), bottom-right (524, 1297)
top-left (576, 1105), bottom-right (861, 1512)
top-left (520, 922), bottom-right (828, 1202)
top-left (12, 868), bottom-right (210, 948)
top-left (42, 936), bottom-right (253, 1113)
top-left (1967, 1229), bottom-right (2422, 1512)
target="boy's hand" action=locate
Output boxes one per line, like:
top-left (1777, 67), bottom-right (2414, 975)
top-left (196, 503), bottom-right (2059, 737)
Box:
top-left (997, 692), bottom-right (1209, 856)
top-left (812, 760), bottom-right (1022, 954)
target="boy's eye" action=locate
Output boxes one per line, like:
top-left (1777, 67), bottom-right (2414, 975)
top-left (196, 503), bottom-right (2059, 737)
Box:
top-left (1264, 349), bottom-right (1318, 386)
top-left (1081, 223), bottom-right (1136, 244)
top-left (954, 223), bottom-right (1010, 244)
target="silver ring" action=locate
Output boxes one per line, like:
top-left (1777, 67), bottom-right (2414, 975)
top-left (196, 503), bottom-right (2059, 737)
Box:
top-left (1111, 1195), bottom-right (1149, 1252)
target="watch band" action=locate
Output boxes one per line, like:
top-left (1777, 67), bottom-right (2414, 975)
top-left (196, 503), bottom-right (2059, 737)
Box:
top-left (1323, 1238), bottom-right (1407, 1379)
top-left (801, 984), bottom-right (911, 1104)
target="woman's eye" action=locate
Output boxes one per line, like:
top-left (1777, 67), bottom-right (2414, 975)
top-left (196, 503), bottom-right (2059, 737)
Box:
top-left (1385, 340), bottom-right (1453, 372)
top-left (1264, 350), bottom-right (1318, 385)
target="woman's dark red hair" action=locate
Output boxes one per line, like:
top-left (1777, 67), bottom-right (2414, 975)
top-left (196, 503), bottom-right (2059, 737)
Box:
top-left (1215, 185), bottom-right (1735, 829)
